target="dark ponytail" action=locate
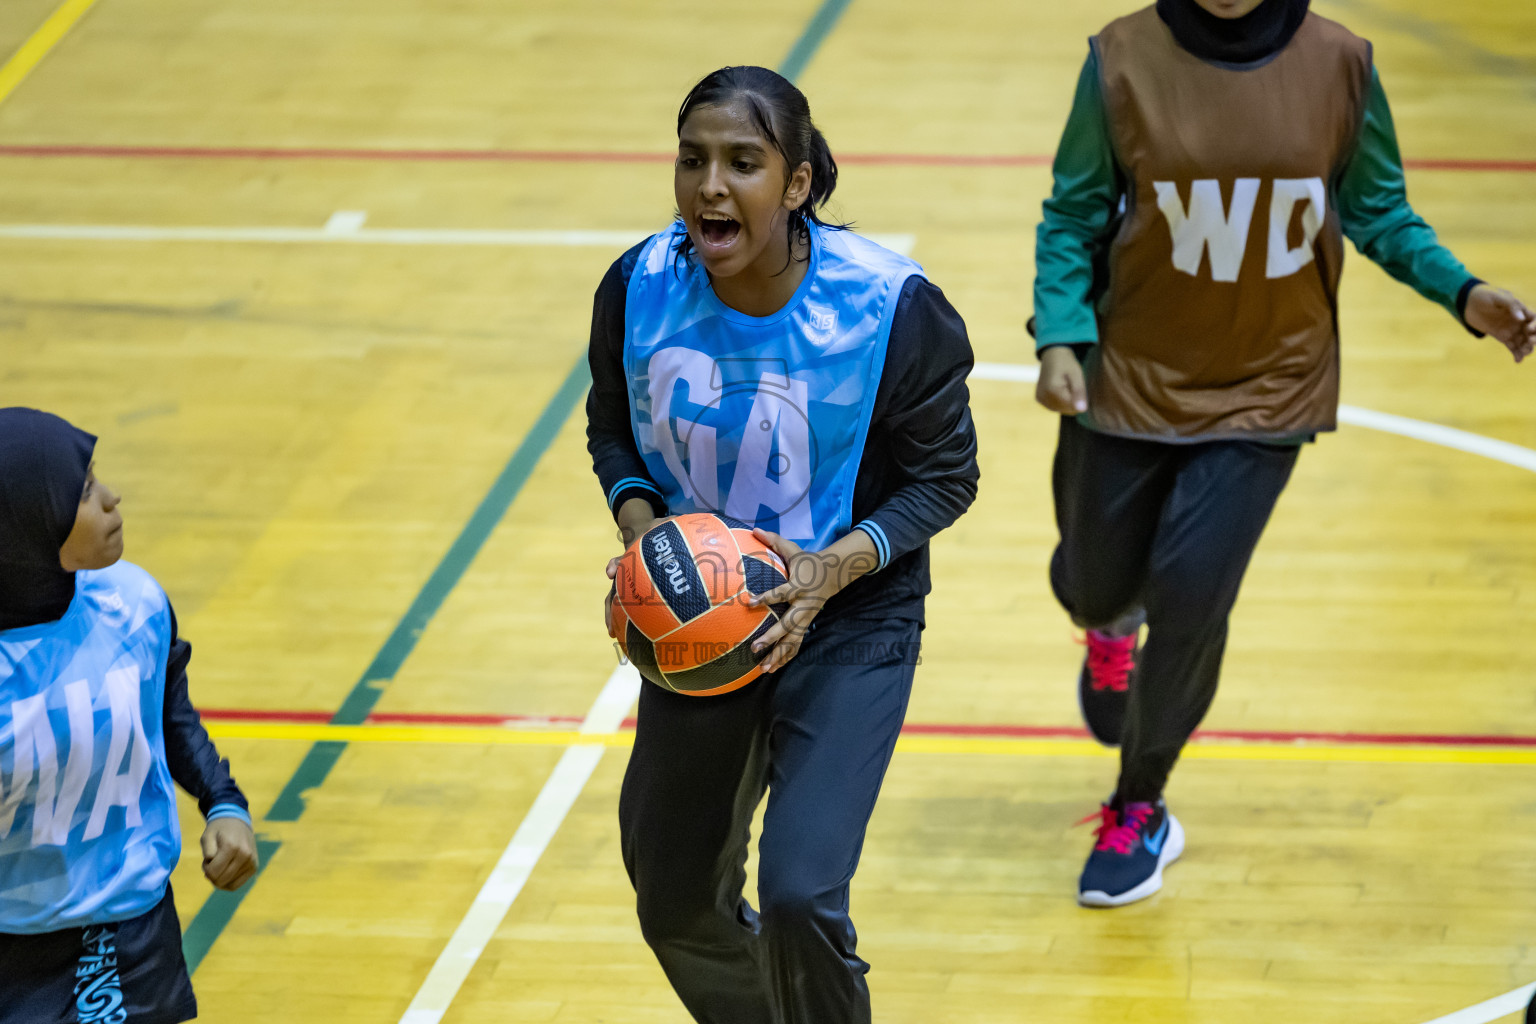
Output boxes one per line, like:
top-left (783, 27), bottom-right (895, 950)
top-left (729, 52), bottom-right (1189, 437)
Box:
top-left (673, 66), bottom-right (848, 267)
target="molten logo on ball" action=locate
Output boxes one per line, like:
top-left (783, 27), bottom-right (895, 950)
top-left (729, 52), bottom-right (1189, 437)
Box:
top-left (648, 532), bottom-right (692, 596)
top-left (612, 513), bottom-right (789, 697)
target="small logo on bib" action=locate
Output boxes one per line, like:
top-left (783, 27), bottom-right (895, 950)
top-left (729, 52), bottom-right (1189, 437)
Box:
top-left (806, 305), bottom-right (837, 343)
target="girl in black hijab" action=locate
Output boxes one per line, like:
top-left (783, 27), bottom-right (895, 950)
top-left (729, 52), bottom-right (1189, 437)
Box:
top-left (0, 408), bottom-right (100, 630)
top-left (1155, 0), bottom-right (1310, 66)
top-left (0, 407), bottom-right (259, 1024)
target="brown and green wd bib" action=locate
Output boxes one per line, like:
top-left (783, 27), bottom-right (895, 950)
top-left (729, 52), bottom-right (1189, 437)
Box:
top-left (1086, 8), bottom-right (1372, 441)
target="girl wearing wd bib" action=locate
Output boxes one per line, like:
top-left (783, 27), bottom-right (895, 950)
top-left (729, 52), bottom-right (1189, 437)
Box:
top-left (0, 409), bottom-right (257, 1023)
top-left (586, 67), bottom-right (978, 1023)
top-left (1032, 0), bottom-right (1535, 908)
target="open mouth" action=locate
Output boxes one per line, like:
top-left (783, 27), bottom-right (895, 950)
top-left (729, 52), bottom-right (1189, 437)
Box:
top-left (698, 213), bottom-right (740, 249)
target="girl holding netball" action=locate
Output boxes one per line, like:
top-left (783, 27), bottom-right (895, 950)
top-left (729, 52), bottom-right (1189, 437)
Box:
top-left (1033, 0), bottom-right (1535, 907)
top-left (0, 408), bottom-right (258, 1023)
top-left (586, 66), bottom-right (979, 1023)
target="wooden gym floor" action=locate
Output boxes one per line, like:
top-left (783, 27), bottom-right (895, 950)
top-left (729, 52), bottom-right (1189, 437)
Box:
top-left (2, 0), bottom-right (1534, 1020)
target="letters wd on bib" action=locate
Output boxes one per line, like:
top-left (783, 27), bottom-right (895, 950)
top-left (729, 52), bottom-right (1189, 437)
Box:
top-left (1085, 8), bottom-right (1372, 441)
top-left (0, 563), bottom-right (180, 933)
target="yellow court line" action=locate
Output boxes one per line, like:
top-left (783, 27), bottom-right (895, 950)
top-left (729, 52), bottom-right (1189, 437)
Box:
top-left (202, 721), bottom-right (1536, 766)
top-left (205, 722), bottom-right (632, 748)
top-left (896, 736), bottom-right (1536, 765)
top-left (0, 0), bottom-right (100, 108)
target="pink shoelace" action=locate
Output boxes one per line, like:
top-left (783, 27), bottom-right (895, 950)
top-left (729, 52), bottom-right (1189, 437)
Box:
top-left (1077, 802), bottom-right (1156, 854)
top-left (1080, 629), bottom-right (1135, 693)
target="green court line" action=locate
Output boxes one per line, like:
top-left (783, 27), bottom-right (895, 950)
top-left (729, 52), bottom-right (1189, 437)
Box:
top-left (264, 741), bottom-right (344, 822)
top-left (182, 837), bottom-right (282, 975)
top-left (194, 0), bottom-right (854, 971)
top-left (265, 357), bottom-right (593, 821)
top-left (780, 0), bottom-right (854, 83)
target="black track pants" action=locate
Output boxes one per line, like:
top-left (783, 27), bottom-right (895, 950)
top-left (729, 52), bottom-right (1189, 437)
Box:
top-left (1049, 416), bottom-right (1299, 802)
top-left (619, 615), bottom-right (920, 1024)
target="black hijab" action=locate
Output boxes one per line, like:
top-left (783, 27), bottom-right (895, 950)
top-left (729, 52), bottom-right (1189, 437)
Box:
top-left (0, 408), bottom-right (97, 630)
top-left (1156, 0), bottom-right (1311, 66)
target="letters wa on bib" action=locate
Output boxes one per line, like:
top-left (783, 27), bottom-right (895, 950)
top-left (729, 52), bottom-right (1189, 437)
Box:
top-left (1, 565), bottom-right (184, 933)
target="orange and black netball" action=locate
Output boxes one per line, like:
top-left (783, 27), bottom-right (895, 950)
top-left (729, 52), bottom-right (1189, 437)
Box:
top-left (613, 513), bottom-right (789, 696)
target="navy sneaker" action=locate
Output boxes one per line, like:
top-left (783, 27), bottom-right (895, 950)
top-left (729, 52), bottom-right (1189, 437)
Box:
top-left (1077, 629), bottom-right (1137, 746)
top-left (1077, 798), bottom-right (1184, 908)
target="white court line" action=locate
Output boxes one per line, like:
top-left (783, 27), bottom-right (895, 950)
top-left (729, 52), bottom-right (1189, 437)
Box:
top-left (0, 224), bottom-right (654, 246)
top-left (0, 219), bottom-right (916, 255)
top-left (323, 209), bottom-right (368, 234)
top-left (1417, 982), bottom-right (1534, 1024)
top-left (971, 360), bottom-right (1041, 383)
top-left (967, 362), bottom-right (1536, 476)
top-left (397, 664), bottom-right (641, 1024)
top-left (1337, 404), bottom-right (1536, 474)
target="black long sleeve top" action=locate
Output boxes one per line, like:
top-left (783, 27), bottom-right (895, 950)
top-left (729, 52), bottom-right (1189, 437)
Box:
top-left (586, 240), bottom-right (980, 626)
top-left (163, 606), bottom-right (249, 822)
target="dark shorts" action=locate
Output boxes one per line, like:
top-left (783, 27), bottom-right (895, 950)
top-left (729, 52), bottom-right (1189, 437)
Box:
top-left (0, 885), bottom-right (196, 1024)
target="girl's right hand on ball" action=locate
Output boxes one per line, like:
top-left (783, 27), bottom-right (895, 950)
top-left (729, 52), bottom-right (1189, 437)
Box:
top-left (604, 553), bottom-right (630, 638)
top-left (1036, 345), bottom-right (1089, 414)
top-left (606, 499), bottom-right (657, 634)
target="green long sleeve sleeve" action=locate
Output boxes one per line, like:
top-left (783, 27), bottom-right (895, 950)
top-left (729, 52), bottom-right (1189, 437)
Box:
top-left (1032, 49), bottom-right (1120, 350)
top-left (1336, 66), bottom-right (1480, 323)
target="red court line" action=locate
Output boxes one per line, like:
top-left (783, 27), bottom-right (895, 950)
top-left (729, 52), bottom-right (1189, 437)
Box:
top-left (0, 144), bottom-right (1529, 173)
top-left (198, 707), bottom-right (1536, 747)
top-left (1401, 158), bottom-right (1536, 173)
top-left (842, 153), bottom-right (1054, 167)
top-left (0, 144), bottom-right (676, 163)
top-left (201, 708), bottom-right (334, 723)
top-left (371, 710), bottom-right (587, 727)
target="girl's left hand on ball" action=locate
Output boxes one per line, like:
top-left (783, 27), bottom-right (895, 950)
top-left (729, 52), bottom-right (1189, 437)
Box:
top-left (747, 529), bottom-right (818, 673)
top-left (1465, 284), bottom-right (1536, 363)
top-left (747, 528), bottom-right (874, 674)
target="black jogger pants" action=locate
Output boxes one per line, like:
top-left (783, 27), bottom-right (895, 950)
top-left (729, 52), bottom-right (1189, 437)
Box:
top-left (1049, 415), bottom-right (1299, 802)
top-left (619, 614), bottom-right (921, 1024)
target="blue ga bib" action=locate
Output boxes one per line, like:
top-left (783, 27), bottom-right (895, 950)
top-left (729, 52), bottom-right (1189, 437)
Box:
top-left (0, 562), bottom-right (179, 933)
top-left (624, 222), bottom-right (922, 549)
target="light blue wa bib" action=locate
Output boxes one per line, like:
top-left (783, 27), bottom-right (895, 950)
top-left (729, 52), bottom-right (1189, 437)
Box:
top-left (0, 562), bottom-right (179, 934)
top-left (624, 221), bottom-right (922, 550)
